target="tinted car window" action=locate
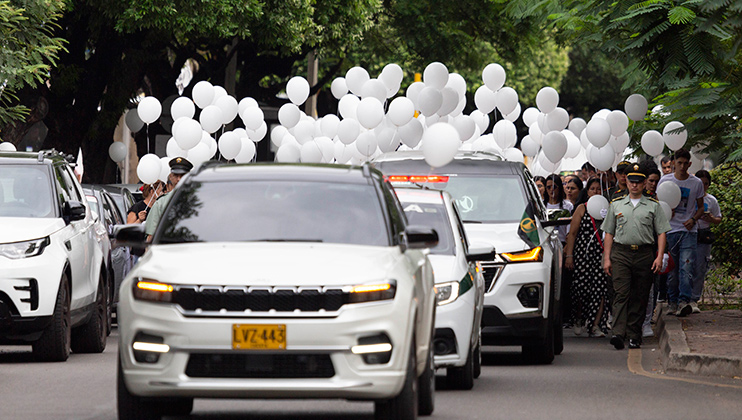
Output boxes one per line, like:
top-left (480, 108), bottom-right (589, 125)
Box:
top-left (443, 176), bottom-right (527, 223)
top-left (401, 201), bottom-right (454, 255)
top-left (0, 165), bottom-right (55, 218)
top-left (158, 180), bottom-right (390, 246)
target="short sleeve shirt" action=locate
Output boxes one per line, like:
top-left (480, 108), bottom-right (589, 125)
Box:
top-left (601, 195), bottom-right (671, 245)
top-left (144, 193), bottom-right (172, 236)
top-left (657, 173), bottom-right (704, 233)
top-left (697, 193), bottom-right (721, 230)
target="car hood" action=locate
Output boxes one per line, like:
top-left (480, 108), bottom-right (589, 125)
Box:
top-left (462, 222), bottom-right (541, 253)
top-left (427, 254), bottom-right (463, 284)
top-left (0, 218), bottom-right (65, 243)
top-left (134, 242), bottom-right (402, 286)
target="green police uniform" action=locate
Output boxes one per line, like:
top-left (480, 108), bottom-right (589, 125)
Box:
top-left (601, 178), bottom-right (671, 346)
top-left (144, 192), bottom-right (172, 236)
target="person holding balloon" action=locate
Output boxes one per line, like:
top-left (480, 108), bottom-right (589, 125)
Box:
top-left (564, 178), bottom-right (611, 337)
top-left (601, 165), bottom-right (670, 350)
top-left (145, 157), bottom-right (193, 241)
top-left (126, 182), bottom-right (164, 225)
top-left (691, 170), bottom-right (722, 313)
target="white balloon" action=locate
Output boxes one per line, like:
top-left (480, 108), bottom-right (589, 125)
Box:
top-left (474, 85), bottom-right (497, 114)
top-left (538, 150), bottom-right (560, 173)
top-left (125, 109), bottom-right (144, 133)
top-left (275, 143), bottom-right (301, 163)
top-left (659, 201), bottom-right (672, 221)
top-left (546, 107), bottom-right (570, 132)
top-left (536, 112), bottom-right (549, 134)
top-left (586, 118), bottom-right (612, 148)
top-left (529, 124), bottom-right (544, 146)
top-left (495, 87), bottom-right (519, 115)
top-left (337, 118), bottom-right (361, 145)
top-left (297, 141), bottom-right (322, 163)
top-left (338, 94), bottom-right (360, 120)
top-left (108, 142), bottom-right (127, 163)
top-left (136, 154), bottom-right (161, 184)
top-left (606, 110), bottom-right (630, 137)
top-left (171, 97), bottom-right (196, 120)
top-left (399, 118), bottom-right (424, 148)
top-left (641, 130), bottom-right (664, 156)
top-left (579, 129), bottom-right (590, 149)
top-left (592, 108), bottom-right (611, 120)
top-left (278, 103), bottom-right (301, 128)
top-left (590, 144), bottom-right (615, 171)
top-left (315, 136), bottom-right (335, 162)
top-left (612, 132), bottom-right (630, 153)
top-left (199, 105), bottom-right (223, 133)
top-left (503, 147), bottom-right (524, 163)
top-left (451, 95), bottom-right (467, 117)
top-left (361, 79), bottom-right (387, 103)
top-left (405, 81), bottom-right (425, 107)
top-left (174, 118), bottom-right (203, 150)
top-left (418, 87), bottom-right (443, 117)
top-left (625, 93), bottom-right (648, 121)
top-left (523, 107), bottom-right (540, 128)
top-left (331, 77), bottom-right (348, 99)
top-left (211, 86), bottom-right (228, 105)
top-left (318, 114), bottom-right (339, 138)
top-left (568, 117), bottom-right (587, 138)
top-left (663, 121), bottom-right (687, 151)
top-left (166, 137), bottom-right (187, 158)
top-left (334, 142), bottom-right (355, 164)
top-left (657, 181), bottom-right (682, 208)
top-left (503, 102), bottom-right (521, 122)
top-left (218, 131), bottom-right (242, 160)
top-left (137, 96), bottom-right (162, 124)
top-left (385, 98), bottom-right (412, 127)
top-left (345, 67), bottom-right (370, 96)
top-left (377, 128), bottom-right (400, 153)
top-left (234, 138), bottom-right (256, 163)
top-left (158, 157), bottom-right (171, 182)
top-left (357, 97), bottom-right (385, 129)
top-left (286, 76), bottom-right (310, 105)
top-left (186, 142), bottom-right (211, 167)
top-left (536, 87), bottom-right (559, 114)
top-left (192, 81), bottom-right (215, 109)
top-left (238, 97), bottom-right (258, 114)
top-left (445, 73), bottom-right (467, 97)
top-left (355, 131), bottom-right (379, 157)
top-left (520, 135), bottom-right (540, 157)
top-left (240, 106), bottom-right (264, 131)
top-left (293, 120), bottom-right (316, 145)
top-left (438, 87), bottom-right (460, 116)
top-left (493, 120), bottom-right (517, 149)
top-left (247, 121), bottom-right (268, 142)
top-left (215, 95), bottom-right (239, 125)
top-left (452, 115), bottom-right (476, 143)
top-left (423, 62), bottom-right (449, 90)
top-left (380, 63), bottom-right (404, 88)
top-left (422, 123), bottom-right (460, 167)
top-left (470, 110), bottom-right (490, 133)
top-left (482, 63), bottom-right (506, 91)
top-left (563, 130), bottom-right (581, 159)
top-left (587, 195), bottom-right (609, 220)
top-left (542, 130), bottom-right (568, 163)
top-left (270, 125), bottom-right (288, 148)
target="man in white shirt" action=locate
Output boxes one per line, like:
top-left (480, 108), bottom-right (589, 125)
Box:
top-left (657, 148), bottom-right (704, 317)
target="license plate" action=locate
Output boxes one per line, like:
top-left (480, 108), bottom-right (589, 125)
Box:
top-left (232, 324), bottom-right (286, 350)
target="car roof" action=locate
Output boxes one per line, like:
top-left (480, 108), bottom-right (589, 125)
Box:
top-left (0, 150), bottom-right (70, 166)
top-left (188, 162), bottom-right (382, 184)
top-left (371, 150), bottom-right (524, 175)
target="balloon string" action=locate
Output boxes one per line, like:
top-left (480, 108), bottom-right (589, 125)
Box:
top-left (146, 123), bottom-right (150, 154)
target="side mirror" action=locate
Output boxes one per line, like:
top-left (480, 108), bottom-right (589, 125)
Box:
top-left (405, 225), bottom-right (439, 250)
top-left (63, 200), bottom-right (86, 222)
top-left (466, 242), bottom-right (496, 263)
top-left (541, 208), bottom-right (572, 227)
top-left (113, 224), bottom-right (147, 256)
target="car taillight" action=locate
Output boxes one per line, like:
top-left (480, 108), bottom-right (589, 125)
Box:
top-left (384, 175), bottom-right (449, 183)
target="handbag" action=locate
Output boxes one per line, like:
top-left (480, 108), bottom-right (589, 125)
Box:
top-left (698, 227), bottom-right (715, 244)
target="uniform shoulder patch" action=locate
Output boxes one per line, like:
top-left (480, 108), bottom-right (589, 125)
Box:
top-left (610, 196), bottom-right (624, 203)
top-left (647, 197), bottom-right (659, 203)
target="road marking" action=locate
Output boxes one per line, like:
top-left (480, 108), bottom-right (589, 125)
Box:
top-left (627, 349), bottom-right (742, 389)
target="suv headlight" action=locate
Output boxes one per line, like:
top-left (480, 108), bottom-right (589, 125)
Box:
top-left (0, 237), bottom-right (50, 259)
top-left (348, 281), bottom-right (396, 303)
top-left (435, 281), bottom-right (460, 306)
top-left (133, 279), bottom-right (174, 303)
top-left (501, 246), bottom-right (543, 263)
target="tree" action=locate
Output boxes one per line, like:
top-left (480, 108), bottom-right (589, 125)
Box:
top-left (0, 0), bottom-right (65, 137)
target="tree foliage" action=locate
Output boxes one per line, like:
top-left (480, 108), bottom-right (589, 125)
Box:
top-left (709, 164), bottom-right (742, 276)
top-left (0, 0), bottom-right (65, 133)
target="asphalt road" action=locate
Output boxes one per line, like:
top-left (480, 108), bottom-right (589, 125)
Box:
top-left (2, 331), bottom-right (741, 420)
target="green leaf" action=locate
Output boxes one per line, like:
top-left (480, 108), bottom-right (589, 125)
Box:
top-left (667, 6), bottom-right (696, 25)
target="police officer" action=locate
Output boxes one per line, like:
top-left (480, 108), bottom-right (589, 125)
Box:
top-left (601, 165), bottom-right (671, 349)
top-left (145, 157), bottom-right (193, 241)
top-left (608, 160), bottom-right (632, 200)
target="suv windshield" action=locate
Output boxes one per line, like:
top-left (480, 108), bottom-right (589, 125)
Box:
top-left (0, 166), bottom-right (54, 218)
top-left (400, 201), bottom-right (454, 255)
top-left (436, 176), bottom-right (527, 223)
top-left (157, 180), bottom-right (390, 246)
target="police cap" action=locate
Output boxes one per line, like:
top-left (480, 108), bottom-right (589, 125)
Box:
top-left (169, 157), bottom-right (193, 175)
top-left (626, 164), bottom-right (646, 183)
top-left (616, 160), bottom-right (633, 174)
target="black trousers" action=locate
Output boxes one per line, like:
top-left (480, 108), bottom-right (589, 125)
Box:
top-left (610, 244), bottom-right (655, 341)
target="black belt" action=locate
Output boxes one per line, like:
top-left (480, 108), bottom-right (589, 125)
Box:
top-left (614, 243), bottom-right (654, 251)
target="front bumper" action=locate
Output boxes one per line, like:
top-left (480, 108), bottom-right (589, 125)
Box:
top-left (118, 288), bottom-right (417, 400)
top-left (432, 288), bottom-right (477, 368)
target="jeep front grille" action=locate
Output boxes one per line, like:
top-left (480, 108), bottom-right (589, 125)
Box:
top-left (172, 286), bottom-right (346, 315)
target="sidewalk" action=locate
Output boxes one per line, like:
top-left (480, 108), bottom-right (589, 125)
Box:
top-left (656, 305), bottom-right (742, 378)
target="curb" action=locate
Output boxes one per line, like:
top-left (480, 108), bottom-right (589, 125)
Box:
top-left (657, 305), bottom-right (742, 377)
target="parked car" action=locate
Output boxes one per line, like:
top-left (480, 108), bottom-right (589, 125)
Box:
top-left (114, 162), bottom-right (438, 420)
top-left (82, 185), bottom-right (133, 313)
top-left (373, 150), bottom-right (569, 364)
top-left (105, 183), bottom-right (143, 205)
top-left (100, 184), bottom-right (138, 221)
top-left (395, 188), bottom-right (492, 389)
top-left (0, 150), bottom-right (110, 361)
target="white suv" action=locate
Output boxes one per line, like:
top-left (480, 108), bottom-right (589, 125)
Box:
top-left (373, 151), bottom-right (567, 364)
top-left (396, 188), bottom-right (492, 389)
top-left (0, 150), bottom-right (110, 361)
top-left (114, 163), bottom-right (438, 420)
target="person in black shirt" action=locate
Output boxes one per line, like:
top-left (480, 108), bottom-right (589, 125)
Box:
top-left (126, 181), bottom-right (164, 224)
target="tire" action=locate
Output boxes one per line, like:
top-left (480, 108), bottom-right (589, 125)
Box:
top-left (522, 316), bottom-right (555, 365)
top-left (32, 273), bottom-right (71, 362)
top-left (447, 341), bottom-right (474, 390)
top-left (106, 270), bottom-right (114, 336)
top-left (418, 344), bottom-right (435, 416)
top-left (117, 357), bottom-right (162, 420)
top-left (71, 275), bottom-right (108, 354)
top-left (472, 335), bottom-right (482, 379)
top-left (375, 344), bottom-right (418, 420)
top-left (553, 310), bottom-right (564, 356)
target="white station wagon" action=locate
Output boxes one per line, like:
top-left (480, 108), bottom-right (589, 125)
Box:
top-left (115, 163), bottom-right (438, 420)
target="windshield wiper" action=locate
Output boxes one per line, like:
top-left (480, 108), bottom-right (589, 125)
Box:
top-left (463, 220), bottom-right (483, 224)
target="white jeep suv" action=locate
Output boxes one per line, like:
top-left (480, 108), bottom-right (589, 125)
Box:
top-left (0, 150), bottom-right (110, 361)
top-left (115, 163), bottom-right (438, 420)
